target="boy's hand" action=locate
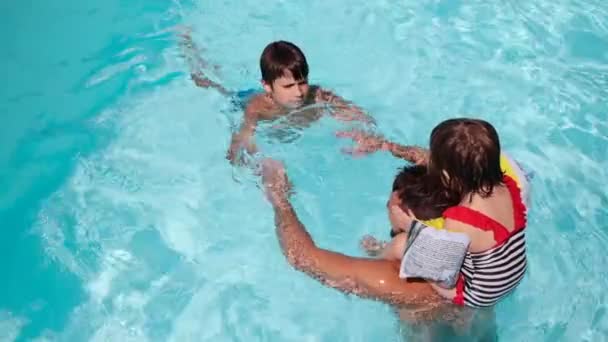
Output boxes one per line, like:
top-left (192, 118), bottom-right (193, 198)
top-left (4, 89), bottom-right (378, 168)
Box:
top-left (336, 130), bottom-right (388, 157)
top-left (226, 140), bottom-right (243, 164)
top-left (337, 130), bottom-right (429, 165)
top-left (315, 88), bottom-right (375, 125)
top-left (226, 140), bottom-right (245, 165)
top-left (227, 137), bottom-right (258, 165)
top-left (330, 105), bottom-right (376, 125)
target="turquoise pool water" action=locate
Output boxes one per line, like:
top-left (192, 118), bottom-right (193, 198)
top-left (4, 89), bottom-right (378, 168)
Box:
top-left (1, 0), bottom-right (607, 341)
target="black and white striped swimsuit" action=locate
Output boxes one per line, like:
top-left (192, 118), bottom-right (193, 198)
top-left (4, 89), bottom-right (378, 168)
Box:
top-left (447, 175), bottom-right (528, 307)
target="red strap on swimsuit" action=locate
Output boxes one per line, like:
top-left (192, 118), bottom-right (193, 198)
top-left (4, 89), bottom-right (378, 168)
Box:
top-left (443, 175), bottom-right (527, 247)
top-left (453, 274), bottom-right (466, 306)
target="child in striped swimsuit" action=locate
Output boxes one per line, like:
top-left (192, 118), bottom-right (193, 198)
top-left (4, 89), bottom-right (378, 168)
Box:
top-left (363, 119), bottom-right (529, 308)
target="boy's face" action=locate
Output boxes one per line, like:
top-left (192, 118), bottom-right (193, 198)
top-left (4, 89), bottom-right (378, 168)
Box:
top-left (262, 70), bottom-right (309, 109)
top-left (387, 191), bottom-right (415, 233)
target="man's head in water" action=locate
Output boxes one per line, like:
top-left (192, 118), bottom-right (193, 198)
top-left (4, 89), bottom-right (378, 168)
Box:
top-left (260, 41), bottom-right (310, 109)
top-left (388, 165), bottom-right (449, 233)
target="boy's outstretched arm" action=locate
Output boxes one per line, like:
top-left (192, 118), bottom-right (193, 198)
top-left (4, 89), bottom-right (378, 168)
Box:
top-left (226, 102), bottom-right (259, 164)
top-left (315, 88), bottom-right (376, 125)
top-left (336, 130), bottom-right (429, 165)
top-left (178, 29), bottom-right (231, 96)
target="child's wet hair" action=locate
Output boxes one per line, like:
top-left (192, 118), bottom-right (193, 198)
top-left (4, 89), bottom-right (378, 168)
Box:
top-left (428, 118), bottom-right (503, 204)
top-left (392, 165), bottom-right (449, 220)
top-left (260, 41), bottom-right (309, 85)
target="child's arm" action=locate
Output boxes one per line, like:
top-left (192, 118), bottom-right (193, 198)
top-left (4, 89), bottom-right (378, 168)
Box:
top-left (314, 88), bottom-right (376, 125)
top-left (178, 29), bottom-right (231, 96)
top-left (336, 130), bottom-right (429, 165)
top-left (191, 74), bottom-right (231, 96)
top-left (360, 233), bottom-right (408, 261)
top-left (379, 233), bottom-right (408, 260)
top-left (226, 103), bottom-right (259, 164)
top-left (383, 141), bottom-right (429, 165)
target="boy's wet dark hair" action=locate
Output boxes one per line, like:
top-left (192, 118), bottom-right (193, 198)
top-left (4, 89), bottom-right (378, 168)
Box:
top-left (260, 41), bottom-right (309, 86)
top-left (392, 165), bottom-right (449, 221)
top-left (428, 118), bottom-right (503, 204)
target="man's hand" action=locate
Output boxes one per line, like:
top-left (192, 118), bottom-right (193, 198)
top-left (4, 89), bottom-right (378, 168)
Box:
top-left (261, 159), bottom-right (292, 206)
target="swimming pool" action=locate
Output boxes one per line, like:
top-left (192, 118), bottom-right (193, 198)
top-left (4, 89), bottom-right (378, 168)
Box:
top-left (1, 0), bottom-right (607, 340)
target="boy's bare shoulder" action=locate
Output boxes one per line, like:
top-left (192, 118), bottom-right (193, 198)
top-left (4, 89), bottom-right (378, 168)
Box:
top-left (245, 93), bottom-right (280, 119)
top-left (312, 85), bottom-right (339, 103)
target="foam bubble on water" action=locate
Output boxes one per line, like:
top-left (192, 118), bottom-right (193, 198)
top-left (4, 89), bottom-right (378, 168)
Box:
top-left (0, 311), bottom-right (27, 342)
top-left (53, 253), bottom-right (189, 341)
top-left (135, 47), bottom-right (182, 84)
top-left (86, 54), bottom-right (148, 88)
top-left (30, 333), bottom-right (56, 342)
top-left (165, 280), bottom-right (337, 342)
top-left (88, 309), bottom-right (150, 342)
top-left (165, 286), bottom-right (223, 341)
top-left (160, 215), bottom-right (199, 261)
top-left (117, 47), bottom-right (145, 58)
top-left (37, 63), bottom-right (248, 339)
top-left (88, 250), bottom-right (133, 303)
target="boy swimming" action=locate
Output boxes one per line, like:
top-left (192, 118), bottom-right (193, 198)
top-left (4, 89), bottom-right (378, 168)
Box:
top-left (178, 31), bottom-right (374, 163)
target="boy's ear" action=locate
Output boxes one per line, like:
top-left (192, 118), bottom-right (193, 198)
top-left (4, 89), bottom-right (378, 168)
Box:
top-left (405, 208), bottom-right (416, 219)
top-left (261, 80), bottom-right (273, 93)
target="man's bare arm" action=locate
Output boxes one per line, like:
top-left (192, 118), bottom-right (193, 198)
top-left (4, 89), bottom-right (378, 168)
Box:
top-left (262, 161), bottom-right (442, 308)
top-left (269, 196), bottom-right (442, 307)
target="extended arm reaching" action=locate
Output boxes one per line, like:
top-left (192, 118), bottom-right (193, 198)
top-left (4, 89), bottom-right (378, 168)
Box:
top-left (336, 130), bottom-right (429, 165)
top-left (261, 160), bottom-right (443, 308)
top-left (178, 29), bottom-right (231, 96)
top-left (384, 141), bottom-right (430, 165)
top-left (315, 88), bottom-right (376, 126)
top-left (226, 106), bottom-right (259, 164)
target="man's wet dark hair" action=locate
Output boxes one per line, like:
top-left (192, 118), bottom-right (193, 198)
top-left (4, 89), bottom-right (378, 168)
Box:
top-left (392, 165), bottom-right (450, 221)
